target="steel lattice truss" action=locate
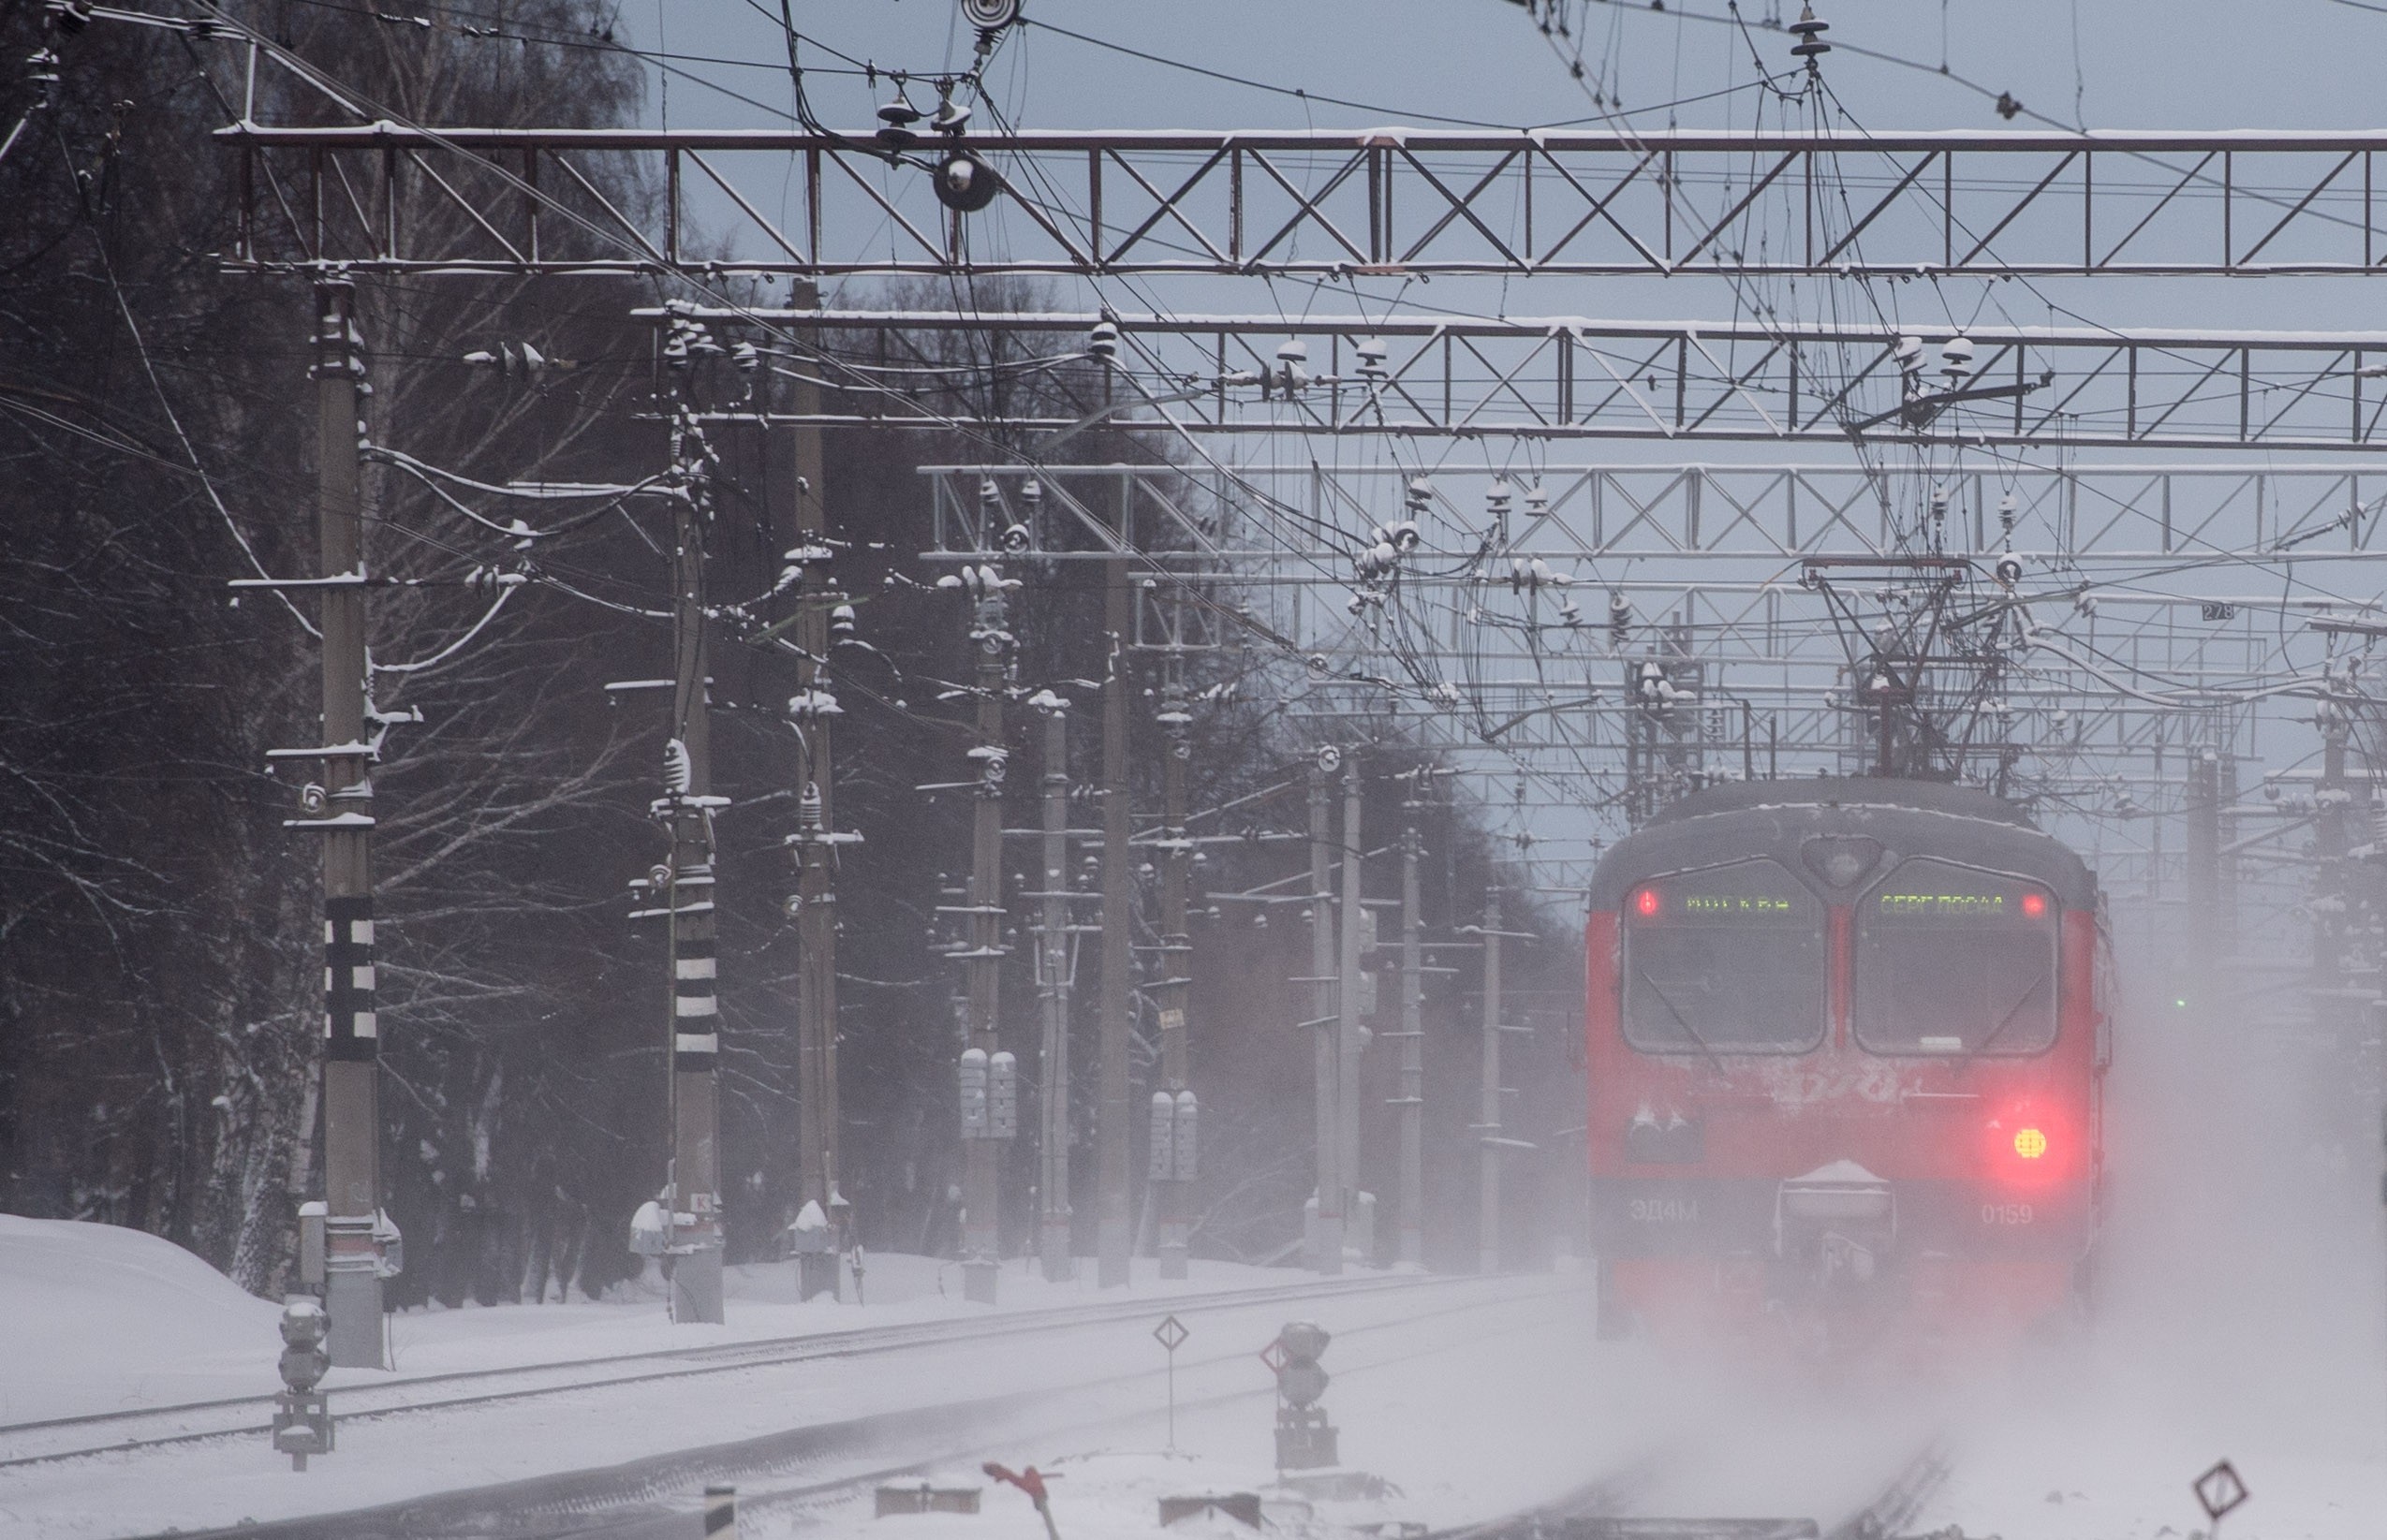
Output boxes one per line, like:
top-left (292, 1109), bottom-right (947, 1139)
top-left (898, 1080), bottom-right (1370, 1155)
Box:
top-left (222, 125), bottom-right (2387, 279)
top-left (670, 308), bottom-right (2387, 452)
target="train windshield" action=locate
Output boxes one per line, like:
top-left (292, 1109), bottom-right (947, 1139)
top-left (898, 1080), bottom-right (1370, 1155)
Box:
top-left (1621, 858), bottom-right (1826, 1053)
top-left (1854, 858), bottom-right (2058, 1055)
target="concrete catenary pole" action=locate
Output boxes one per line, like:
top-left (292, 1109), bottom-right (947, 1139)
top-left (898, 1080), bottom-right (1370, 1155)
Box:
top-left (665, 406), bottom-right (725, 1326)
top-left (1338, 767), bottom-right (1366, 1264)
top-left (1155, 671), bottom-right (1194, 1279)
top-left (1036, 701), bottom-right (1075, 1281)
top-left (781, 280), bottom-right (842, 1254)
top-left (961, 575), bottom-right (1011, 1305)
top-left (1306, 758), bottom-right (1344, 1272)
top-left (1393, 823), bottom-right (1424, 1269)
top-left (1097, 553), bottom-right (1134, 1287)
top-left (312, 280), bottom-right (385, 1369)
top-left (1478, 887), bottom-right (1505, 1275)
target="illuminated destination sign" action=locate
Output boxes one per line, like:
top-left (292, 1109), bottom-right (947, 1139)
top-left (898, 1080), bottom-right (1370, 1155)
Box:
top-left (1631, 860), bottom-right (1815, 924)
top-left (1869, 886), bottom-right (2050, 921)
top-left (1681, 894), bottom-right (1795, 916)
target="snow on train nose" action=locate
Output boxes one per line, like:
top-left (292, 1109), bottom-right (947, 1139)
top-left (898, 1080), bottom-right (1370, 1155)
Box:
top-left (1776, 1158), bottom-right (1895, 1284)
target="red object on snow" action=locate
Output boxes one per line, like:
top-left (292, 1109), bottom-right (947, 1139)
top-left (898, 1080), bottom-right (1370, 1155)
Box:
top-left (982, 1464), bottom-right (1062, 1540)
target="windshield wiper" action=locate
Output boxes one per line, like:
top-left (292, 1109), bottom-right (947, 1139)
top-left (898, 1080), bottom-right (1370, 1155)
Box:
top-left (1636, 968), bottom-right (1727, 1068)
top-left (1953, 970), bottom-right (2047, 1069)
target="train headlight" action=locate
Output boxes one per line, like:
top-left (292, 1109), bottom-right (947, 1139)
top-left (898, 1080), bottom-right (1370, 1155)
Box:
top-left (2013, 1126), bottom-right (2048, 1160)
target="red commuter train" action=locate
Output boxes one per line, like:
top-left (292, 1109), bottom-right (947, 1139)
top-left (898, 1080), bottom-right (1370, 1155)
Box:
top-left (1584, 777), bottom-right (2110, 1357)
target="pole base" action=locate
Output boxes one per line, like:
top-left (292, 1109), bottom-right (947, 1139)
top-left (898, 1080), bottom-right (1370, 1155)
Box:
top-left (1157, 1237), bottom-right (1188, 1281)
top-left (1039, 1221), bottom-right (1075, 1283)
top-left (323, 1269), bottom-right (384, 1369)
top-left (671, 1247), bottom-right (726, 1324)
top-left (962, 1256), bottom-right (1000, 1304)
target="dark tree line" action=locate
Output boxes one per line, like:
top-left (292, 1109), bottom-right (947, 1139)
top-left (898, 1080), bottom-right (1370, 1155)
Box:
top-left (0, 3), bottom-right (1582, 1303)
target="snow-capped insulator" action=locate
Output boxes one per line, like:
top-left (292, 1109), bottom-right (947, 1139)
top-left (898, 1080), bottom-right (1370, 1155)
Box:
top-left (877, 89), bottom-right (923, 148)
top-left (1273, 338), bottom-right (1310, 396)
top-left (1088, 319), bottom-right (1120, 361)
top-left (1486, 478), bottom-right (1514, 521)
top-left (1509, 556), bottom-right (1564, 593)
top-left (1149, 1091), bottom-right (1178, 1181)
top-left (830, 604), bottom-right (857, 638)
top-left (1406, 477), bottom-right (1433, 517)
top-left (1524, 481), bottom-right (1550, 521)
top-left (1998, 492), bottom-right (2019, 542)
top-left (731, 340), bottom-right (759, 373)
top-left (957, 1049), bottom-right (989, 1138)
top-left (987, 1051), bottom-right (1018, 1140)
top-left (1789, 3), bottom-right (1831, 59)
top-left (1355, 336), bottom-right (1390, 380)
top-left (1609, 591), bottom-right (1632, 646)
top-left (1386, 519), bottom-right (1421, 552)
top-left (788, 688), bottom-right (843, 722)
top-left (1021, 477), bottom-right (1041, 511)
top-left (1001, 522), bottom-right (1032, 553)
top-left (932, 85), bottom-right (972, 135)
top-left (663, 737), bottom-right (694, 796)
top-left (1025, 687), bottom-right (1068, 715)
top-left (980, 477), bottom-right (1001, 511)
top-left (1894, 335), bottom-right (1924, 372)
top-left (1941, 335), bottom-right (1977, 381)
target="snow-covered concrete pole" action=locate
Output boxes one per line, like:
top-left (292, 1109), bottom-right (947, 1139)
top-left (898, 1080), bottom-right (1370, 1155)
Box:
top-left (960, 565), bottom-right (1012, 1304)
top-left (664, 404), bottom-right (725, 1326)
top-left (1154, 671), bottom-right (1194, 1279)
top-left (1478, 887), bottom-right (1504, 1274)
top-left (1338, 763), bottom-right (1368, 1265)
top-left (1035, 697), bottom-right (1074, 1281)
top-left (310, 280), bottom-right (386, 1369)
top-left (1394, 823), bottom-right (1425, 1268)
top-left (1096, 553), bottom-right (1134, 1287)
top-left (1305, 753), bottom-right (1344, 1273)
top-left (777, 292), bottom-right (846, 1263)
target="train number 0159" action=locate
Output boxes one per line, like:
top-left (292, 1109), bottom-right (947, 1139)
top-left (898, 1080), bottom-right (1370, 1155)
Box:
top-left (1980, 1202), bottom-right (2034, 1225)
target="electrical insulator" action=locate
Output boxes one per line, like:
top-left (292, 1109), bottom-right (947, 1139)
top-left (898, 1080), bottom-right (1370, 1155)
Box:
top-left (1941, 335), bottom-right (1977, 381)
top-left (1273, 338), bottom-right (1310, 397)
top-left (1356, 336), bottom-right (1389, 380)
top-left (1524, 481), bottom-right (1549, 521)
top-left (1998, 492), bottom-right (2019, 546)
top-left (1789, 3), bottom-right (1831, 59)
top-left (988, 1050), bottom-right (1018, 1140)
top-left (958, 1048), bottom-right (989, 1138)
top-left (1405, 477), bottom-right (1433, 518)
top-left (831, 604), bottom-right (857, 638)
top-left (1173, 1090), bottom-right (1199, 1182)
top-left (1088, 319), bottom-right (1119, 360)
top-left (1149, 1090), bottom-right (1177, 1181)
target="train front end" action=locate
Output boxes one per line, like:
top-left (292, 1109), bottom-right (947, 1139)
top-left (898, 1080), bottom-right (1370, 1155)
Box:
top-left (1584, 780), bottom-right (2107, 1359)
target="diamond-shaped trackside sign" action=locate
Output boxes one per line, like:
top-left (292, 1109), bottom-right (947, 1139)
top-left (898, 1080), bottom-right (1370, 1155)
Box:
top-left (2193, 1460), bottom-right (2249, 1523)
top-left (1258, 1339), bottom-right (1288, 1376)
top-left (1153, 1314), bottom-right (1188, 1353)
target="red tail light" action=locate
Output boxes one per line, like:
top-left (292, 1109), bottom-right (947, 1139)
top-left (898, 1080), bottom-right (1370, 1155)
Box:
top-left (2021, 891), bottom-right (2047, 918)
top-left (1634, 887), bottom-right (1659, 917)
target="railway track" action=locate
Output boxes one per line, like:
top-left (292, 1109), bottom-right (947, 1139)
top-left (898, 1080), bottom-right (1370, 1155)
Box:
top-left (148, 1272), bottom-right (1587, 1540)
top-left (1436, 1432), bottom-right (1954, 1540)
top-left (0, 1269), bottom-right (1536, 1472)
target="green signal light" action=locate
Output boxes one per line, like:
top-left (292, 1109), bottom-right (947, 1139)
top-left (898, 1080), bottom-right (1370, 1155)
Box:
top-left (2174, 997), bottom-right (2189, 1008)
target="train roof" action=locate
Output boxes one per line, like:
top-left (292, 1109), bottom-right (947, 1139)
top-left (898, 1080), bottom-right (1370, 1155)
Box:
top-left (1646, 776), bottom-right (2037, 829)
top-left (1592, 776), bottom-right (2098, 910)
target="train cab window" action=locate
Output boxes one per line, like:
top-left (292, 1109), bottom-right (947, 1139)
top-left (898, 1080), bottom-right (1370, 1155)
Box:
top-left (1854, 858), bottom-right (2058, 1056)
top-left (1621, 858), bottom-right (1826, 1054)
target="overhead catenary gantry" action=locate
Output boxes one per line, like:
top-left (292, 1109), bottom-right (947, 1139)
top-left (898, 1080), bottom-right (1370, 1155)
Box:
top-left (220, 125), bottom-right (2387, 279)
top-left (676, 308), bottom-right (2387, 453)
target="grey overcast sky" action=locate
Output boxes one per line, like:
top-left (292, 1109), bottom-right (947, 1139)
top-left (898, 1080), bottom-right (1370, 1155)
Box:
top-left (622, 2), bottom-right (2387, 136)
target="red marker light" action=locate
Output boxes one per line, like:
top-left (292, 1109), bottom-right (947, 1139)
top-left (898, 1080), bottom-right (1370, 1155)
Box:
top-left (2013, 1126), bottom-right (2048, 1160)
top-left (1635, 887), bottom-right (1660, 917)
top-left (2021, 892), bottom-right (2046, 918)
